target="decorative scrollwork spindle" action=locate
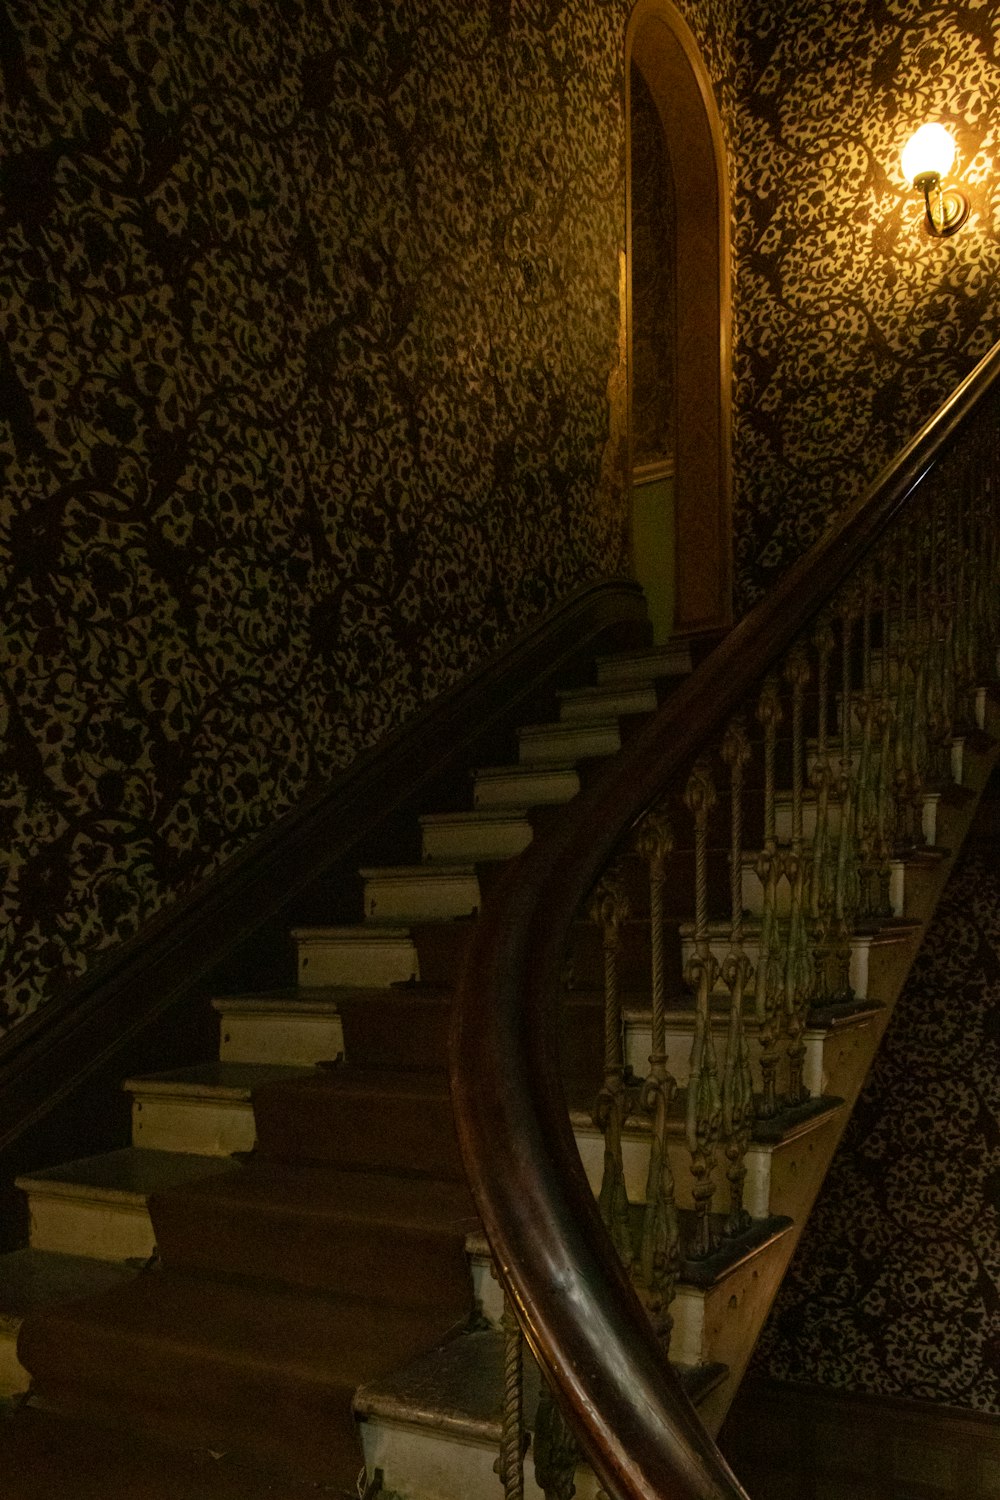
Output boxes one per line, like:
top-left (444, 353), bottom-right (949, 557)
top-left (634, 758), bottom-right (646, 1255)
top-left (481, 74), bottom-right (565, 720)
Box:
top-left (533, 1379), bottom-right (580, 1500)
top-left (635, 807), bottom-right (681, 1338)
top-left (495, 1296), bottom-right (527, 1500)
top-left (720, 716), bottom-right (754, 1237)
top-left (589, 868), bottom-right (635, 1268)
top-left (753, 674), bottom-right (784, 1117)
top-left (783, 642), bottom-right (815, 1104)
top-left (684, 757), bottom-right (722, 1259)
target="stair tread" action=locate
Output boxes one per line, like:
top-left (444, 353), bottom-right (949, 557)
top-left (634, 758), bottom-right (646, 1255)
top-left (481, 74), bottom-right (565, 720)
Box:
top-left (260, 1065), bottom-right (449, 1102)
top-left (292, 924), bottom-right (413, 939)
top-left (15, 1148), bottom-right (227, 1202)
top-left (212, 990), bottom-right (344, 1014)
top-left (26, 1266), bottom-right (458, 1379)
top-left (0, 1249), bottom-right (139, 1324)
top-left (359, 863), bottom-right (477, 878)
top-left (0, 1406), bottom-right (350, 1499)
top-left (355, 1327), bottom-right (724, 1443)
top-left (419, 808), bottom-right (532, 826)
top-left (157, 1160), bottom-right (477, 1232)
top-left (123, 1063), bottom-right (314, 1099)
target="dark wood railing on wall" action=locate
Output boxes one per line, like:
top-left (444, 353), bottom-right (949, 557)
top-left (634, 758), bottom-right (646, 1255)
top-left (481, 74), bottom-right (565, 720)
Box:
top-left (451, 340), bottom-right (1000, 1499)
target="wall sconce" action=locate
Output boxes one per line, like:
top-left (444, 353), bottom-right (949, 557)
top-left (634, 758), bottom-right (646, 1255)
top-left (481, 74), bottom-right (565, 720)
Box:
top-left (901, 124), bottom-right (970, 236)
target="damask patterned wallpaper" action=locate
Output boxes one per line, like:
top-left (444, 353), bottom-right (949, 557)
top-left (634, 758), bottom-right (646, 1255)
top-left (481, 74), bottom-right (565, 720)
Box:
top-left (0, 0), bottom-right (734, 1032)
top-left (732, 0), bottom-right (1000, 604)
top-left (752, 840), bottom-right (1000, 1412)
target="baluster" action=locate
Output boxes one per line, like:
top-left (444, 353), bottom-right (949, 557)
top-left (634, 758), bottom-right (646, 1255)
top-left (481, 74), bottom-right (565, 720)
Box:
top-left (925, 486), bottom-right (952, 786)
top-left (720, 717), bottom-right (754, 1236)
top-left (533, 1378), bottom-right (579, 1500)
top-left (753, 675), bottom-right (784, 1117)
top-left (809, 618), bottom-right (840, 1002)
top-left (589, 869), bottom-right (635, 1268)
top-left (684, 757), bottom-right (722, 1259)
top-left (892, 524), bottom-right (918, 850)
top-left (635, 807), bottom-right (682, 1339)
top-left (496, 1295), bottom-right (526, 1500)
top-left (872, 561), bottom-right (897, 910)
top-left (832, 588), bottom-right (861, 998)
top-left (854, 567), bottom-right (882, 918)
top-left (909, 504), bottom-right (930, 839)
top-left (782, 643), bottom-right (815, 1103)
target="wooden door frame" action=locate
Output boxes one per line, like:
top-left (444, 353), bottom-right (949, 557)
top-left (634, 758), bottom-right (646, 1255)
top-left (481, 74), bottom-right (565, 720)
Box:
top-left (625, 0), bottom-right (733, 633)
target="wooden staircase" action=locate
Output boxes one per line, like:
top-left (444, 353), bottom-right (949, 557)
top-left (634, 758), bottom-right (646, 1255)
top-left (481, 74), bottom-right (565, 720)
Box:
top-left (2, 610), bottom-right (996, 1496)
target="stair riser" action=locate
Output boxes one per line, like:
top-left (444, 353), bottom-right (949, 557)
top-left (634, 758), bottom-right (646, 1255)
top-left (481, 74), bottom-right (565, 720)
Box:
top-left (363, 871), bottom-right (480, 923)
top-left (741, 858), bottom-right (907, 919)
top-left (558, 686), bottom-right (657, 720)
top-left (360, 1419), bottom-right (604, 1500)
top-left (23, 1196), bottom-right (154, 1263)
top-left (296, 932), bottom-right (419, 988)
top-left (624, 1020), bottom-right (838, 1102)
top-left (773, 793), bottom-right (940, 846)
top-left (338, 1000), bottom-right (451, 1072)
top-left (153, 1203), bottom-right (472, 1313)
top-left (573, 1106), bottom-right (844, 1221)
top-left (518, 723), bottom-right (620, 763)
top-left (595, 644), bottom-right (691, 685)
top-left (24, 1372), bottom-right (361, 1489)
top-left (131, 1096), bottom-right (255, 1156)
top-left (0, 1325), bottom-right (28, 1397)
top-left (255, 1094), bottom-right (464, 1180)
top-left (420, 818), bottom-right (533, 863)
top-left (218, 1013), bottom-right (344, 1067)
top-left (473, 766), bottom-right (579, 808)
top-left (679, 933), bottom-right (891, 1003)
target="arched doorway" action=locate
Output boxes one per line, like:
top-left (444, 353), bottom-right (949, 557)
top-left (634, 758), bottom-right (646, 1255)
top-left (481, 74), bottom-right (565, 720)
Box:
top-left (626, 0), bottom-right (731, 638)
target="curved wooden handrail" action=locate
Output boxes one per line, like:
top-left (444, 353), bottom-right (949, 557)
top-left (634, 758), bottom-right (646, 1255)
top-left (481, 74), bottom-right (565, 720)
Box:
top-left (450, 338), bottom-right (1000, 1499)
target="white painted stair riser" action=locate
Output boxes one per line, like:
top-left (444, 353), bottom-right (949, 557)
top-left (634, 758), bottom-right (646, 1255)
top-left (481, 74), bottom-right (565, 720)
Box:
top-left (773, 789), bottom-right (941, 847)
top-left (418, 811), bottom-right (534, 864)
top-left (128, 1090), bottom-right (255, 1157)
top-left (360, 866), bottom-right (481, 923)
top-left (20, 1192), bottom-right (154, 1263)
top-left (215, 1000), bottom-right (344, 1067)
top-left (360, 1420), bottom-right (604, 1500)
top-left (0, 1324), bottom-right (27, 1398)
top-left (518, 719), bottom-right (620, 764)
top-left (556, 682), bottom-right (657, 721)
top-left (294, 927), bottom-right (420, 988)
top-left (741, 854), bottom-right (907, 919)
top-left (472, 763), bottom-right (580, 809)
top-left (573, 1101), bottom-right (843, 1224)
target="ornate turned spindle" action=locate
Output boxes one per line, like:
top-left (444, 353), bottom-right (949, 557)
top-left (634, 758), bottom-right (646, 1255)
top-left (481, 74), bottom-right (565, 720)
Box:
top-left (589, 869), bottom-right (635, 1268)
top-left (496, 1295), bottom-right (526, 1500)
top-left (809, 613), bottom-right (844, 1003)
top-left (753, 675), bottom-right (785, 1118)
top-left (782, 643), bottom-right (815, 1104)
top-left (720, 717), bottom-right (754, 1237)
top-left (831, 589), bottom-right (861, 999)
top-left (533, 1379), bottom-right (580, 1500)
top-left (684, 757), bottom-right (722, 1260)
top-left (635, 807), bottom-right (682, 1339)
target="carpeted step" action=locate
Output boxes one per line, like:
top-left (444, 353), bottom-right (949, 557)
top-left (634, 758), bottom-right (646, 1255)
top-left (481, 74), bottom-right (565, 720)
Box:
top-left (252, 1067), bottom-right (464, 1178)
top-left (150, 1160), bottom-right (477, 1314)
top-left (17, 1267), bottom-right (463, 1488)
top-left (334, 984), bottom-right (452, 1071)
top-left (0, 1403), bottom-right (351, 1498)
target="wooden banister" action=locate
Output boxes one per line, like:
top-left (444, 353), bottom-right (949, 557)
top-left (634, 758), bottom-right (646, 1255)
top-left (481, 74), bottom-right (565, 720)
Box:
top-left (450, 338), bottom-right (1000, 1499)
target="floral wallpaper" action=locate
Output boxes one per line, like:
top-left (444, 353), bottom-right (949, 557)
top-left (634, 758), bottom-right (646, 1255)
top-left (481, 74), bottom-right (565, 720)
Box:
top-left (0, 0), bottom-right (738, 1033)
top-left (751, 839), bottom-right (1000, 1412)
top-left (732, 0), bottom-right (1000, 606)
